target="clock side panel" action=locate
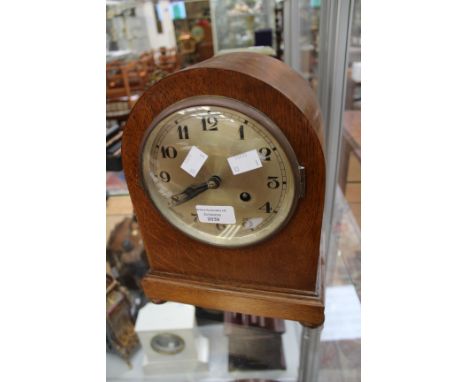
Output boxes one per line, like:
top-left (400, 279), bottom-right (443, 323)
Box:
top-left (122, 64), bottom-right (325, 294)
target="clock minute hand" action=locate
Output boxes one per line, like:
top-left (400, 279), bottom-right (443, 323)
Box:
top-left (170, 175), bottom-right (221, 206)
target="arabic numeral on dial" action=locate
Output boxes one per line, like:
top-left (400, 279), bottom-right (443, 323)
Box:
top-left (239, 125), bottom-right (245, 140)
top-left (267, 176), bottom-right (280, 189)
top-left (259, 201), bottom-right (272, 213)
top-left (177, 125), bottom-right (189, 139)
top-left (191, 213), bottom-right (198, 222)
top-left (259, 147), bottom-right (271, 161)
top-left (160, 171), bottom-right (171, 182)
top-left (161, 146), bottom-right (177, 159)
top-left (201, 116), bottom-right (218, 131)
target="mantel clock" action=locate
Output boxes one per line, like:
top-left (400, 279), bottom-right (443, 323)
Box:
top-left (122, 53), bottom-right (326, 327)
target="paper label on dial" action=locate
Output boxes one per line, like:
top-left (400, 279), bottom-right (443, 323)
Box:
top-left (227, 149), bottom-right (263, 175)
top-left (180, 146), bottom-right (208, 177)
top-left (196, 205), bottom-right (236, 224)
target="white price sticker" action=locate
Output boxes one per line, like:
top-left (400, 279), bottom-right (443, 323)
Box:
top-left (196, 205), bottom-right (236, 224)
top-left (180, 146), bottom-right (208, 178)
top-left (227, 149), bottom-right (263, 175)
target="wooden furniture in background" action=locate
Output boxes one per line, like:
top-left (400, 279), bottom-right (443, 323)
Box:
top-left (194, 21), bottom-right (214, 62)
top-left (155, 47), bottom-right (181, 73)
top-left (178, 33), bottom-right (198, 66)
top-left (139, 50), bottom-right (156, 73)
top-left (122, 53), bottom-right (326, 327)
top-left (107, 61), bottom-right (143, 109)
top-left (196, 41), bottom-right (214, 61)
top-left (107, 51), bottom-right (156, 109)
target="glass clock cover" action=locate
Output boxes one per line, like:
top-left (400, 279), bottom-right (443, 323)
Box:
top-left (141, 97), bottom-right (300, 247)
top-left (150, 333), bottom-right (185, 355)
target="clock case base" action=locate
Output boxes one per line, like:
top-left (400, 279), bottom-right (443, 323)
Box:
top-left (141, 268), bottom-right (324, 328)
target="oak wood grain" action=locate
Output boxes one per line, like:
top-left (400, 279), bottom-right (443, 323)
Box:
top-left (122, 53), bottom-right (326, 326)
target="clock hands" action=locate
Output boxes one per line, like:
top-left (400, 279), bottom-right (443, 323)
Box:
top-left (170, 175), bottom-right (221, 206)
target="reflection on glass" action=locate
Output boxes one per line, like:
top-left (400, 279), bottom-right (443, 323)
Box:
top-left (299, 0), bottom-right (321, 91)
top-left (211, 0), bottom-right (276, 52)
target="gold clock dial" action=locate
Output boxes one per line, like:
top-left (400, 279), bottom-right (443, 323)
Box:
top-left (141, 97), bottom-right (300, 247)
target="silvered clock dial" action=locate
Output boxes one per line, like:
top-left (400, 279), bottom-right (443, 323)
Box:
top-left (140, 96), bottom-right (302, 248)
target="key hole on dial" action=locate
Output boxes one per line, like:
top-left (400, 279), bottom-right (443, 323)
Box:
top-left (240, 192), bottom-right (251, 202)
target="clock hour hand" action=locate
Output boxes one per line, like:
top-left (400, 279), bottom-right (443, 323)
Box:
top-left (170, 175), bottom-right (221, 206)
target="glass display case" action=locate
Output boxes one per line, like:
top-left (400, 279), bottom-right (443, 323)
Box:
top-left (210, 0), bottom-right (276, 53)
top-left (298, 0), bottom-right (320, 88)
top-left (106, 1), bottom-right (360, 380)
top-left (106, 1), bottom-right (151, 54)
top-left (105, 193), bottom-right (360, 382)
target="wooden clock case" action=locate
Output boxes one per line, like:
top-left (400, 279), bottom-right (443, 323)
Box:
top-left (122, 53), bottom-right (326, 327)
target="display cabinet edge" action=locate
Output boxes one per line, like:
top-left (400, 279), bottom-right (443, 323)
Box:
top-left (141, 272), bottom-right (325, 328)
